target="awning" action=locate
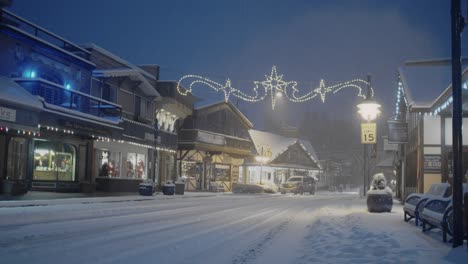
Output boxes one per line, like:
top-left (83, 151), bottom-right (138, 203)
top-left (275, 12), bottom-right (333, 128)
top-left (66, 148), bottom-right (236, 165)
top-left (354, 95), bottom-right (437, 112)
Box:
top-left (0, 77), bottom-right (43, 111)
top-left (0, 77), bottom-right (42, 132)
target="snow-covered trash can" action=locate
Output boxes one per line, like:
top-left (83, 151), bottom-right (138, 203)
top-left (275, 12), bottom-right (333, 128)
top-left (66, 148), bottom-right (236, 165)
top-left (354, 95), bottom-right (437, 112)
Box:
top-left (367, 173), bottom-right (393, 213)
top-left (162, 181), bottom-right (175, 195)
top-left (175, 177), bottom-right (186, 195)
top-left (139, 181), bottom-right (156, 196)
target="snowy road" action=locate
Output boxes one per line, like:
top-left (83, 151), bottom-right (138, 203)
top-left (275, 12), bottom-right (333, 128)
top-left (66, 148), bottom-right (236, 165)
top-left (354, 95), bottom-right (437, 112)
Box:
top-left (0, 193), bottom-right (464, 264)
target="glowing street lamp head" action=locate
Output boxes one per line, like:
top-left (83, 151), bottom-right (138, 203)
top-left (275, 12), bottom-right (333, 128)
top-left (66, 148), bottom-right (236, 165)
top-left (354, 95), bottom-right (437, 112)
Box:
top-left (357, 100), bottom-right (381, 121)
top-left (276, 91), bottom-right (283, 98)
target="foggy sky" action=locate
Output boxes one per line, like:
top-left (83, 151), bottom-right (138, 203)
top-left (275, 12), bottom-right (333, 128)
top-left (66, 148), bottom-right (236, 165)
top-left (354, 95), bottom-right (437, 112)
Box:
top-left (9, 0), bottom-right (468, 130)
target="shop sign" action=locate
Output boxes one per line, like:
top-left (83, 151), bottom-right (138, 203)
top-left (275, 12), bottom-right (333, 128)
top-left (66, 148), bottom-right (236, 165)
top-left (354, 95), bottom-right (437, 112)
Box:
top-left (62, 120), bottom-right (108, 135)
top-left (388, 121), bottom-right (408, 144)
top-left (197, 131), bottom-right (226, 145)
top-left (424, 155), bottom-right (441, 173)
top-left (0, 106), bottom-right (16, 122)
top-left (361, 123), bottom-right (377, 144)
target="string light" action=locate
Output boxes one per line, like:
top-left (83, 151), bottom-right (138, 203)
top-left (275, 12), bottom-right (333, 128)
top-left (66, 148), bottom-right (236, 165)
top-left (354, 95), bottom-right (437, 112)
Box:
top-left (177, 65), bottom-right (374, 109)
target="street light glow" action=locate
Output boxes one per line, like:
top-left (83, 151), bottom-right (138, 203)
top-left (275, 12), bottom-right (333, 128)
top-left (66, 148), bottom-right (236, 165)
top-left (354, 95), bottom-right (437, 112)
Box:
top-left (357, 101), bottom-right (381, 121)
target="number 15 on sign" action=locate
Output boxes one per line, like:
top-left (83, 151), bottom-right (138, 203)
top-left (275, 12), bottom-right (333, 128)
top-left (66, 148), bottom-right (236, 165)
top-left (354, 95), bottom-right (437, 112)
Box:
top-left (361, 123), bottom-right (377, 144)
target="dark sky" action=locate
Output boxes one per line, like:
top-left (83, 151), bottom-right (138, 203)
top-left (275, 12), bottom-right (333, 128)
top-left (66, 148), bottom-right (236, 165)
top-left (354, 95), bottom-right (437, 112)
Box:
top-left (9, 0), bottom-right (468, 129)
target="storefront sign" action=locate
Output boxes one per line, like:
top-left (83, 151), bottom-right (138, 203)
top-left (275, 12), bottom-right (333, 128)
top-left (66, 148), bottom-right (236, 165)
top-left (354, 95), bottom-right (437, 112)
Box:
top-left (197, 131), bottom-right (226, 145)
top-left (424, 155), bottom-right (441, 173)
top-left (0, 106), bottom-right (16, 122)
top-left (361, 123), bottom-right (377, 144)
top-left (62, 120), bottom-right (108, 135)
top-left (388, 121), bottom-right (408, 144)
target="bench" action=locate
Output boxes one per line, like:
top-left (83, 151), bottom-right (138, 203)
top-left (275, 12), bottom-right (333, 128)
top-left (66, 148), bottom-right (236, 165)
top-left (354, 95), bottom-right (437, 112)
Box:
top-left (420, 184), bottom-right (468, 242)
top-left (403, 183), bottom-right (451, 226)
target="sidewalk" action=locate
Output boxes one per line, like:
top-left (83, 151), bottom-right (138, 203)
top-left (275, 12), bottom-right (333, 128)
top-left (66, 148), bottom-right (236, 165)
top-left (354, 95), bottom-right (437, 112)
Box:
top-left (0, 191), bottom-right (230, 208)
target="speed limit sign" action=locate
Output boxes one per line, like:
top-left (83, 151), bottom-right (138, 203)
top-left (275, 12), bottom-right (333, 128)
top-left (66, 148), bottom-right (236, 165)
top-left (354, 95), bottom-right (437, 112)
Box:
top-left (361, 123), bottom-right (377, 144)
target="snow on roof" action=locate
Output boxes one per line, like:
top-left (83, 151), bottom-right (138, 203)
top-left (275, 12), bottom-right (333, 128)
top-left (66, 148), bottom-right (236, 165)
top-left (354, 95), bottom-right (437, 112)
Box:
top-left (398, 65), bottom-right (468, 107)
top-left (0, 77), bottom-right (43, 111)
top-left (82, 43), bottom-right (157, 80)
top-left (248, 130), bottom-right (320, 168)
top-left (195, 100), bottom-right (253, 128)
top-left (92, 68), bottom-right (160, 98)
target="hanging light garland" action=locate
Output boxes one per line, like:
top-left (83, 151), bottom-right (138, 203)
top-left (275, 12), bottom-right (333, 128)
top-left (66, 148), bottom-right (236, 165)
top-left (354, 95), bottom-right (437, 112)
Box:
top-left (177, 66), bottom-right (374, 109)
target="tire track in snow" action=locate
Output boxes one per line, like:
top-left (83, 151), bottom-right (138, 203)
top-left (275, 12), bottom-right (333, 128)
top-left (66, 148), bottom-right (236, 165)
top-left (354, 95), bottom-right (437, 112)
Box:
top-left (231, 220), bottom-right (290, 264)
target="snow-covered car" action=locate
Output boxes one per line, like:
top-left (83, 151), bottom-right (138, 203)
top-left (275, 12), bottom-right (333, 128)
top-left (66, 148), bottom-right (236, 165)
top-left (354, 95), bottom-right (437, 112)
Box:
top-left (280, 176), bottom-right (316, 195)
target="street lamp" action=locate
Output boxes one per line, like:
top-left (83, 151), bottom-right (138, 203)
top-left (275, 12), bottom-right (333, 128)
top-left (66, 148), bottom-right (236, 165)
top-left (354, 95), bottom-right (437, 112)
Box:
top-left (357, 75), bottom-right (381, 196)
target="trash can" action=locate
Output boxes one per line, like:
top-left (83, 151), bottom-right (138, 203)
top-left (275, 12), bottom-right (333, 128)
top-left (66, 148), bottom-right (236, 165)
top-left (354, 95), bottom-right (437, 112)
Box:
top-left (175, 178), bottom-right (186, 195)
top-left (162, 181), bottom-right (175, 195)
top-left (139, 182), bottom-right (155, 196)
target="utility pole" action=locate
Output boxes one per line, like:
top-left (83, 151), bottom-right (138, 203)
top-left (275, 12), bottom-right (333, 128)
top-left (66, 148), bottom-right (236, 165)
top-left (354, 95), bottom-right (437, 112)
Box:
top-left (450, 0), bottom-right (465, 248)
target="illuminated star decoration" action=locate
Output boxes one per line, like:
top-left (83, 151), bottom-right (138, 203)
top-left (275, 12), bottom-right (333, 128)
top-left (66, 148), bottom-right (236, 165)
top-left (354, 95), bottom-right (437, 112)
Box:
top-left (315, 79), bottom-right (329, 103)
top-left (176, 66), bottom-right (373, 110)
top-left (256, 66), bottom-right (297, 109)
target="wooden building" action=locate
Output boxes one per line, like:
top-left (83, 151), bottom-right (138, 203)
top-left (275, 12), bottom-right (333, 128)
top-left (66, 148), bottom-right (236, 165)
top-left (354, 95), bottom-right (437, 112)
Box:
top-left (177, 101), bottom-right (253, 191)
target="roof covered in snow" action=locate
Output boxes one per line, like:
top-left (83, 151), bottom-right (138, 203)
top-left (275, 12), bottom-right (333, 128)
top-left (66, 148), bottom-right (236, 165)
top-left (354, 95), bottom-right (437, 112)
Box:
top-left (398, 64), bottom-right (468, 108)
top-left (248, 130), bottom-right (320, 169)
top-left (0, 77), bottom-right (43, 111)
top-left (195, 100), bottom-right (253, 129)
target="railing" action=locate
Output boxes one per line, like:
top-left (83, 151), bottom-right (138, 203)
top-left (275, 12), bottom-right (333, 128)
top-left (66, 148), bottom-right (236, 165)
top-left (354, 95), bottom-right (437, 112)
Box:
top-left (16, 78), bottom-right (122, 121)
top-left (158, 130), bottom-right (178, 149)
top-left (178, 129), bottom-right (251, 150)
top-left (1, 10), bottom-right (90, 60)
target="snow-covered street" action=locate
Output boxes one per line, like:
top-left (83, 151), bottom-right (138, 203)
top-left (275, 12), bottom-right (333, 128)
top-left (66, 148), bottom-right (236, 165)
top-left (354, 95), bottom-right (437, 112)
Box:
top-left (0, 193), bottom-right (465, 264)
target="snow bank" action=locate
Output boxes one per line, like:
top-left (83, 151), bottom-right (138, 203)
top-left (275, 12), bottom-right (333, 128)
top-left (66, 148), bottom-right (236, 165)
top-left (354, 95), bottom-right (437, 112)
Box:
top-left (297, 205), bottom-right (464, 264)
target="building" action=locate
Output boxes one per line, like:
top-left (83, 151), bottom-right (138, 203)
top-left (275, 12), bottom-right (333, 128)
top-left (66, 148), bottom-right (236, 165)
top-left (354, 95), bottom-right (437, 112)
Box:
top-left (0, 9), bottom-right (188, 194)
top-left (245, 130), bottom-right (321, 186)
top-left (82, 44), bottom-right (171, 192)
top-left (177, 101), bottom-right (253, 191)
top-left (0, 9), bottom-right (124, 193)
top-left (392, 65), bottom-right (468, 199)
top-left (155, 80), bottom-right (194, 186)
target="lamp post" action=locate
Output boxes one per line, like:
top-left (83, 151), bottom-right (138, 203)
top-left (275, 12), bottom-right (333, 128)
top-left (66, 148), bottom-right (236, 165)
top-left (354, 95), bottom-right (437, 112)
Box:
top-left (357, 75), bottom-right (381, 196)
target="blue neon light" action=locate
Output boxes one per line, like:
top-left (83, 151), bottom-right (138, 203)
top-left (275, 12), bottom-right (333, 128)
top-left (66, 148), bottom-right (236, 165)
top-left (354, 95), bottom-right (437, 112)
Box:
top-left (65, 83), bottom-right (71, 90)
top-left (23, 70), bottom-right (37, 78)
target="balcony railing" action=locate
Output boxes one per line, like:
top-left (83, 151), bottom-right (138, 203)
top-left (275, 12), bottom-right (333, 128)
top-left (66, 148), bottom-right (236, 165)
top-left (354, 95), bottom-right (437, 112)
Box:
top-left (16, 78), bottom-right (122, 121)
top-left (178, 129), bottom-right (252, 150)
top-left (158, 130), bottom-right (178, 149)
top-left (1, 10), bottom-right (91, 60)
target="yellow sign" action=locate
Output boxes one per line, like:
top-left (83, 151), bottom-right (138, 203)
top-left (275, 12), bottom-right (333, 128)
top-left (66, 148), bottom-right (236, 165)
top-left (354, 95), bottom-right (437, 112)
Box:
top-left (361, 123), bottom-right (377, 144)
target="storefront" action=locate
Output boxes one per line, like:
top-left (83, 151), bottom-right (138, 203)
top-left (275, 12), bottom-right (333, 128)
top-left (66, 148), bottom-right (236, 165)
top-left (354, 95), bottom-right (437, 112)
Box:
top-left (393, 66), bottom-right (468, 199)
top-left (246, 130), bottom-right (321, 186)
top-left (94, 140), bottom-right (151, 192)
top-left (0, 77), bottom-right (42, 194)
top-left (177, 101), bottom-right (254, 191)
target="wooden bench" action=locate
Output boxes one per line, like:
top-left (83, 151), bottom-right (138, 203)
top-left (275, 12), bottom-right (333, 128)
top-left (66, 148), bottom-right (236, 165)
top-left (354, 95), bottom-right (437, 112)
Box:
top-left (420, 184), bottom-right (468, 243)
top-left (403, 183), bottom-right (451, 226)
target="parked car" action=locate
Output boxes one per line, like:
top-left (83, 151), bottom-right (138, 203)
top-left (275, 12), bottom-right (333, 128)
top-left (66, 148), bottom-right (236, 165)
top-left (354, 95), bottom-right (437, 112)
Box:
top-left (280, 176), bottom-right (316, 195)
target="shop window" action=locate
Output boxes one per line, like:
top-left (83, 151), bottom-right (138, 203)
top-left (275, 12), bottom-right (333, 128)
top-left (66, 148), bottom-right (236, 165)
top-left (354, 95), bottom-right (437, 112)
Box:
top-left (95, 149), bottom-right (121, 177)
top-left (124, 153), bottom-right (146, 179)
top-left (33, 140), bottom-right (76, 181)
top-left (6, 137), bottom-right (28, 180)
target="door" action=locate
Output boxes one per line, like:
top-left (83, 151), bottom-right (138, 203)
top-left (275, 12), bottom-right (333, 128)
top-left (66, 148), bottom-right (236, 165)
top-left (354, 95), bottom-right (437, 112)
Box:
top-left (6, 137), bottom-right (28, 180)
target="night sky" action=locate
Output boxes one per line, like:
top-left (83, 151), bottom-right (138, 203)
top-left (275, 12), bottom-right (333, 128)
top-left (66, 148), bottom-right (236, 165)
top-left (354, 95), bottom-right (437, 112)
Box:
top-left (9, 0), bottom-right (468, 130)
